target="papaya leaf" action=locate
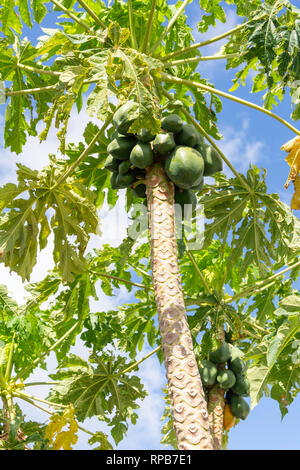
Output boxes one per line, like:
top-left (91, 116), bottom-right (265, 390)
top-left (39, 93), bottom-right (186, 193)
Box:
top-left (88, 431), bottom-right (113, 450)
top-left (48, 353), bottom-right (147, 444)
top-left (200, 168), bottom-right (300, 276)
top-left (247, 315), bottom-right (300, 409)
top-left (225, 1), bottom-right (300, 114)
top-left (0, 163), bottom-right (98, 282)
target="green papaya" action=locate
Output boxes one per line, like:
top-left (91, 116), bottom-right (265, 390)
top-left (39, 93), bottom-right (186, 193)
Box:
top-left (232, 375), bottom-right (250, 397)
top-left (209, 342), bottom-right (231, 364)
top-left (107, 135), bottom-right (137, 160)
top-left (202, 143), bottom-right (223, 176)
top-left (137, 128), bottom-right (155, 143)
top-left (130, 143), bottom-right (153, 169)
top-left (199, 360), bottom-right (218, 386)
top-left (153, 133), bottom-right (176, 155)
top-left (116, 172), bottom-right (135, 188)
top-left (109, 129), bottom-right (119, 141)
top-left (131, 184), bottom-right (147, 199)
top-left (196, 131), bottom-right (205, 146)
top-left (110, 173), bottom-right (120, 190)
top-left (175, 188), bottom-right (197, 212)
top-left (161, 114), bottom-right (183, 133)
top-left (118, 160), bottom-right (132, 175)
top-left (104, 154), bottom-right (120, 173)
top-left (230, 395), bottom-right (250, 420)
top-left (191, 177), bottom-right (204, 192)
top-left (165, 146), bottom-right (204, 189)
top-left (216, 369), bottom-right (236, 390)
top-left (113, 102), bottom-right (138, 135)
top-left (228, 357), bottom-right (247, 375)
top-left (174, 124), bottom-right (199, 148)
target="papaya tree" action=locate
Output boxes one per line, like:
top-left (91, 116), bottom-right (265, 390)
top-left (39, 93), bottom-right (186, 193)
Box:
top-left (0, 0), bottom-right (300, 451)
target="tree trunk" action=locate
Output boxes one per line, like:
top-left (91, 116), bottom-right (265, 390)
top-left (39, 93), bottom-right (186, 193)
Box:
top-left (145, 163), bottom-right (214, 450)
top-left (207, 385), bottom-right (225, 450)
top-left (207, 326), bottom-right (226, 449)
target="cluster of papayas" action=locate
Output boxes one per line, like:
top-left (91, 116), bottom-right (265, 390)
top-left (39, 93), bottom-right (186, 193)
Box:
top-left (198, 342), bottom-right (250, 431)
top-left (104, 102), bottom-right (223, 207)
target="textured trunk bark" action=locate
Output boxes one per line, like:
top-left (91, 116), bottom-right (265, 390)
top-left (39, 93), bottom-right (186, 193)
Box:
top-left (207, 385), bottom-right (225, 450)
top-left (208, 327), bottom-right (226, 450)
top-left (145, 163), bottom-right (214, 450)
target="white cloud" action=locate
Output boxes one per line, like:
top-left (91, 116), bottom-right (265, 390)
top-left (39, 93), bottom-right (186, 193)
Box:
top-left (218, 117), bottom-right (267, 174)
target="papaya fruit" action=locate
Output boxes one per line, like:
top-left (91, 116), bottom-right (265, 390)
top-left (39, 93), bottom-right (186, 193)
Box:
top-left (107, 135), bottom-right (137, 160)
top-left (137, 128), bottom-right (155, 143)
top-left (116, 172), bottom-right (135, 188)
top-left (191, 177), bottom-right (204, 192)
top-left (131, 184), bottom-right (147, 199)
top-left (230, 395), bottom-right (250, 420)
top-left (109, 129), bottom-right (119, 141)
top-left (118, 160), bottom-right (132, 175)
top-left (209, 342), bottom-right (231, 364)
top-left (130, 143), bottom-right (153, 169)
top-left (113, 102), bottom-right (138, 135)
top-left (104, 154), bottom-right (120, 173)
top-left (175, 188), bottom-right (197, 212)
top-left (164, 146), bottom-right (204, 189)
top-left (153, 133), bottom-right (176, 155)
top-left (110, 173), bottom-right (120, 190)
top-left (228, 357), bottom-right (247, 375)
top-left (232, 375), bottom-right (250, 397)
top-left (202, 143), bottom-right (223, 176)
top-left (195, 131), bottom-right (205, 146)
top-left (216, 369), bottom-right (236, 390)
top-left (174, 124), bottom-right (199, 148)
top-left (223, 404), bottom-right (236, 431)
top-left (199, 360), bottom-right (218, 386)
top-left (161, 114), bottom-right (183, 133)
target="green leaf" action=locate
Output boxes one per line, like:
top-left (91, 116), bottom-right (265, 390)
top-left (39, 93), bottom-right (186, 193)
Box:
top-left (200, 168), bottom-right (300, 276)
top-left (48, 352), bottom-right (147, 444)
top-left (0, 163), bottom-right (98, 281)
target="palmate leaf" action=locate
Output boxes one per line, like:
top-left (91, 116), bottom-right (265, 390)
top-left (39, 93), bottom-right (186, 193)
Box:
top-left (0, 285), bottom-right (58, 377)
top-left (0, 163), bottom-right (98, 282)
top-left (225, 0), bottom-right (300, 114)
top-left (112, 48), bottom-right (162, 135)
top-left (0, 37), bottom-right (62, 154)
top-left (200, 167), bottom-right (300, 276)
top-left (48, 352), bottom-right (147, 444)
top-left (247, 310), bottom-right (300, 414)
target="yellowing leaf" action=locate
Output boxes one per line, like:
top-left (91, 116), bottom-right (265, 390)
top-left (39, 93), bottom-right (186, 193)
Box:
top-left (291, 175), bottom-right (300, 210)
top-left (45, 405), bottom-right (78, 450)
top-left (281, 136), bottom-right (300, 189)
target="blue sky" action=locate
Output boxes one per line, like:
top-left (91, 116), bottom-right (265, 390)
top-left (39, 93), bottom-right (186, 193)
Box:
top-left (0, 0), bottom-right (300, 451)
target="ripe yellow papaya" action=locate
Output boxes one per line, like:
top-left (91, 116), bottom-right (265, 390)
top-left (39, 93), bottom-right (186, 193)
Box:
top-left (223, 404), bottom-right (236, 431)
